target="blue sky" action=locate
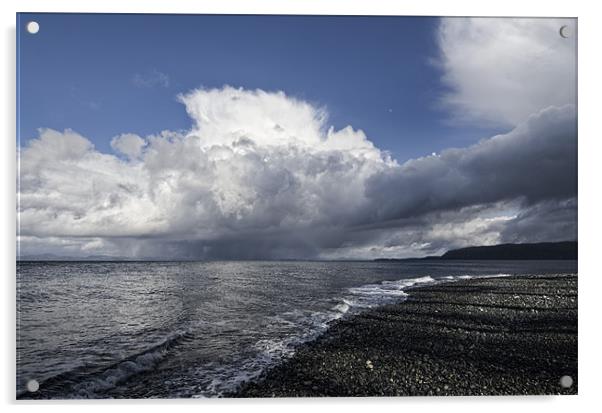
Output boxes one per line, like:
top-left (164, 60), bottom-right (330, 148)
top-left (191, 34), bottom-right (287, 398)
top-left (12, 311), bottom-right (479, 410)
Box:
top-left (17, 13), bottom-right (502, 162)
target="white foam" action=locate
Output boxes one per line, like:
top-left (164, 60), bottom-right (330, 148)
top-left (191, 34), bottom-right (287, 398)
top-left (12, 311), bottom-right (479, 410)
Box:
top-left (332, 301), bottom-right (350, 315)
top-left (478, 273), bottom-right (512, 278)
top-left (448, 273), bottom-right (513, 281)
top-left (344, 275), bottom-right (437, 309)
top-left (383, 275), bottom-right (436, 288)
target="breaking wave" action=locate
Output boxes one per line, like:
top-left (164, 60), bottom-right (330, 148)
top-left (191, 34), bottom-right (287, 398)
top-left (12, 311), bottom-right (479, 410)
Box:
top-left (18, 330), bottom-right (193, 399)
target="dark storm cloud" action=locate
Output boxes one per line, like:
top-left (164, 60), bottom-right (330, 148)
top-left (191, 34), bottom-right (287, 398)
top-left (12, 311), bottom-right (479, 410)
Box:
top-left (321, 196), bottom-right (577, 260)
top-left (364, 105), bottom-right (577, 224)
top-left (500, 198), bottom-right (577, 244)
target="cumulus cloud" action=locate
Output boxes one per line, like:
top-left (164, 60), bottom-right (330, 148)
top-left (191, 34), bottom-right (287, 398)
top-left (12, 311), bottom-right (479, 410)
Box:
top-left (18, 87), bottom-right (392, 258)
top-left (17, 85), bottom-right (577, 259)
top-left (437, 17), bottom-right (577, 126)
top-left (177, 87), bottom-right (384, 160)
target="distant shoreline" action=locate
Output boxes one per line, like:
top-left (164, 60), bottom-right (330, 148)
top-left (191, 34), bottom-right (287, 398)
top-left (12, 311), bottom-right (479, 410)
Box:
top-left (375, 241), bottom-right (577, 261)
top-left (17, 241), bottom-right (577, 262)
top-left (235, 274), bottom-right (578, 397)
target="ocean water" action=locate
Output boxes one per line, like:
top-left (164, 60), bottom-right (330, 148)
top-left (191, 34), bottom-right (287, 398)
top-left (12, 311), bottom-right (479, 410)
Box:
top-left (16, 260), bottom-right (577, 398)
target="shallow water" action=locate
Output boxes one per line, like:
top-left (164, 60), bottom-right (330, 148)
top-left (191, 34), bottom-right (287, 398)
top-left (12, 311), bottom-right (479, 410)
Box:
top-left (16, 260), bottom-right (577, 398)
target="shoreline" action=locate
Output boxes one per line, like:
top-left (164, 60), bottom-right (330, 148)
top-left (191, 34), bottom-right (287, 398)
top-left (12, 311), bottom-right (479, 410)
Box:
top-left (234, 274), bottom-right (577, 397)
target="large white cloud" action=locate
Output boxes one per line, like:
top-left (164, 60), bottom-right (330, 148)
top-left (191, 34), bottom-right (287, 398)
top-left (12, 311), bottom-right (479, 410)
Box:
top-left (19, 88), bottom-right (394, 257)
top-left (437, 17), bottom-right (577, 127)
top-left (17, 86), bottom-right (577, 259)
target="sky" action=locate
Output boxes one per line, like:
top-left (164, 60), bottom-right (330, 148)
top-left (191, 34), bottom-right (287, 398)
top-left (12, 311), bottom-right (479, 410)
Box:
top-left (17, 14), bottom-right (578, 259)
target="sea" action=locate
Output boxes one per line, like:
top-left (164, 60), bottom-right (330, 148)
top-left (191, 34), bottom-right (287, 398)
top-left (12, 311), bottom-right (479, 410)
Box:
top-left (16, 260), bottom-right (577, 398)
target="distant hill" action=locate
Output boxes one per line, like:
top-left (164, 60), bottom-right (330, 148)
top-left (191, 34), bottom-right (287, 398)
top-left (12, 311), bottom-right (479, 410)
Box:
top-left (441, 241), bottom-right (577, 260)
top-left (375, 241), bottom-right (577, 261)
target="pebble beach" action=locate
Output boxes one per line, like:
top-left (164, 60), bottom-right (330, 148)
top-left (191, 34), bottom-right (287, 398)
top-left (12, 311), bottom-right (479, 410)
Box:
top-left (236, 274), bottom-right (578, 397)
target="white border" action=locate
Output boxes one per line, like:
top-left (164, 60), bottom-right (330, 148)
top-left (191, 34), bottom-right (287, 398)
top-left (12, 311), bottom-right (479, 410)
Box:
top-left (2, 1), bottom-right (600, 412)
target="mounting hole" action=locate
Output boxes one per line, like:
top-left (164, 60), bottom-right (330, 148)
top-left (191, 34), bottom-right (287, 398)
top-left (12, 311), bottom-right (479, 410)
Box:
top-left (559, 25), bottom-right (571, 39)
top-left (26, 379), bottom-right (39, 392)
top-left (559, 375), bottom-right (573, 388)
top-left (26, 21), bottom-right (40, 34)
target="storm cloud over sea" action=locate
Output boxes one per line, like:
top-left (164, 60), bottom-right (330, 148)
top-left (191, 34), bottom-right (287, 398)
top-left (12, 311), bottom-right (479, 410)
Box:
top-left (17, 18), bottom-right (576, 260)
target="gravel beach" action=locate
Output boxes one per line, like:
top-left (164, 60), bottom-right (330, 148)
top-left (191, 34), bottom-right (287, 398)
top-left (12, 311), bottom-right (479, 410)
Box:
top-left (236, 274), bottom-right (577, 397)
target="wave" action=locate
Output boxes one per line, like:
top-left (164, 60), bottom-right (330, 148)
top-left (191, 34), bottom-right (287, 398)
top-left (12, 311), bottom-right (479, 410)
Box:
top-left (18, 330), bottom-right (193, 399)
